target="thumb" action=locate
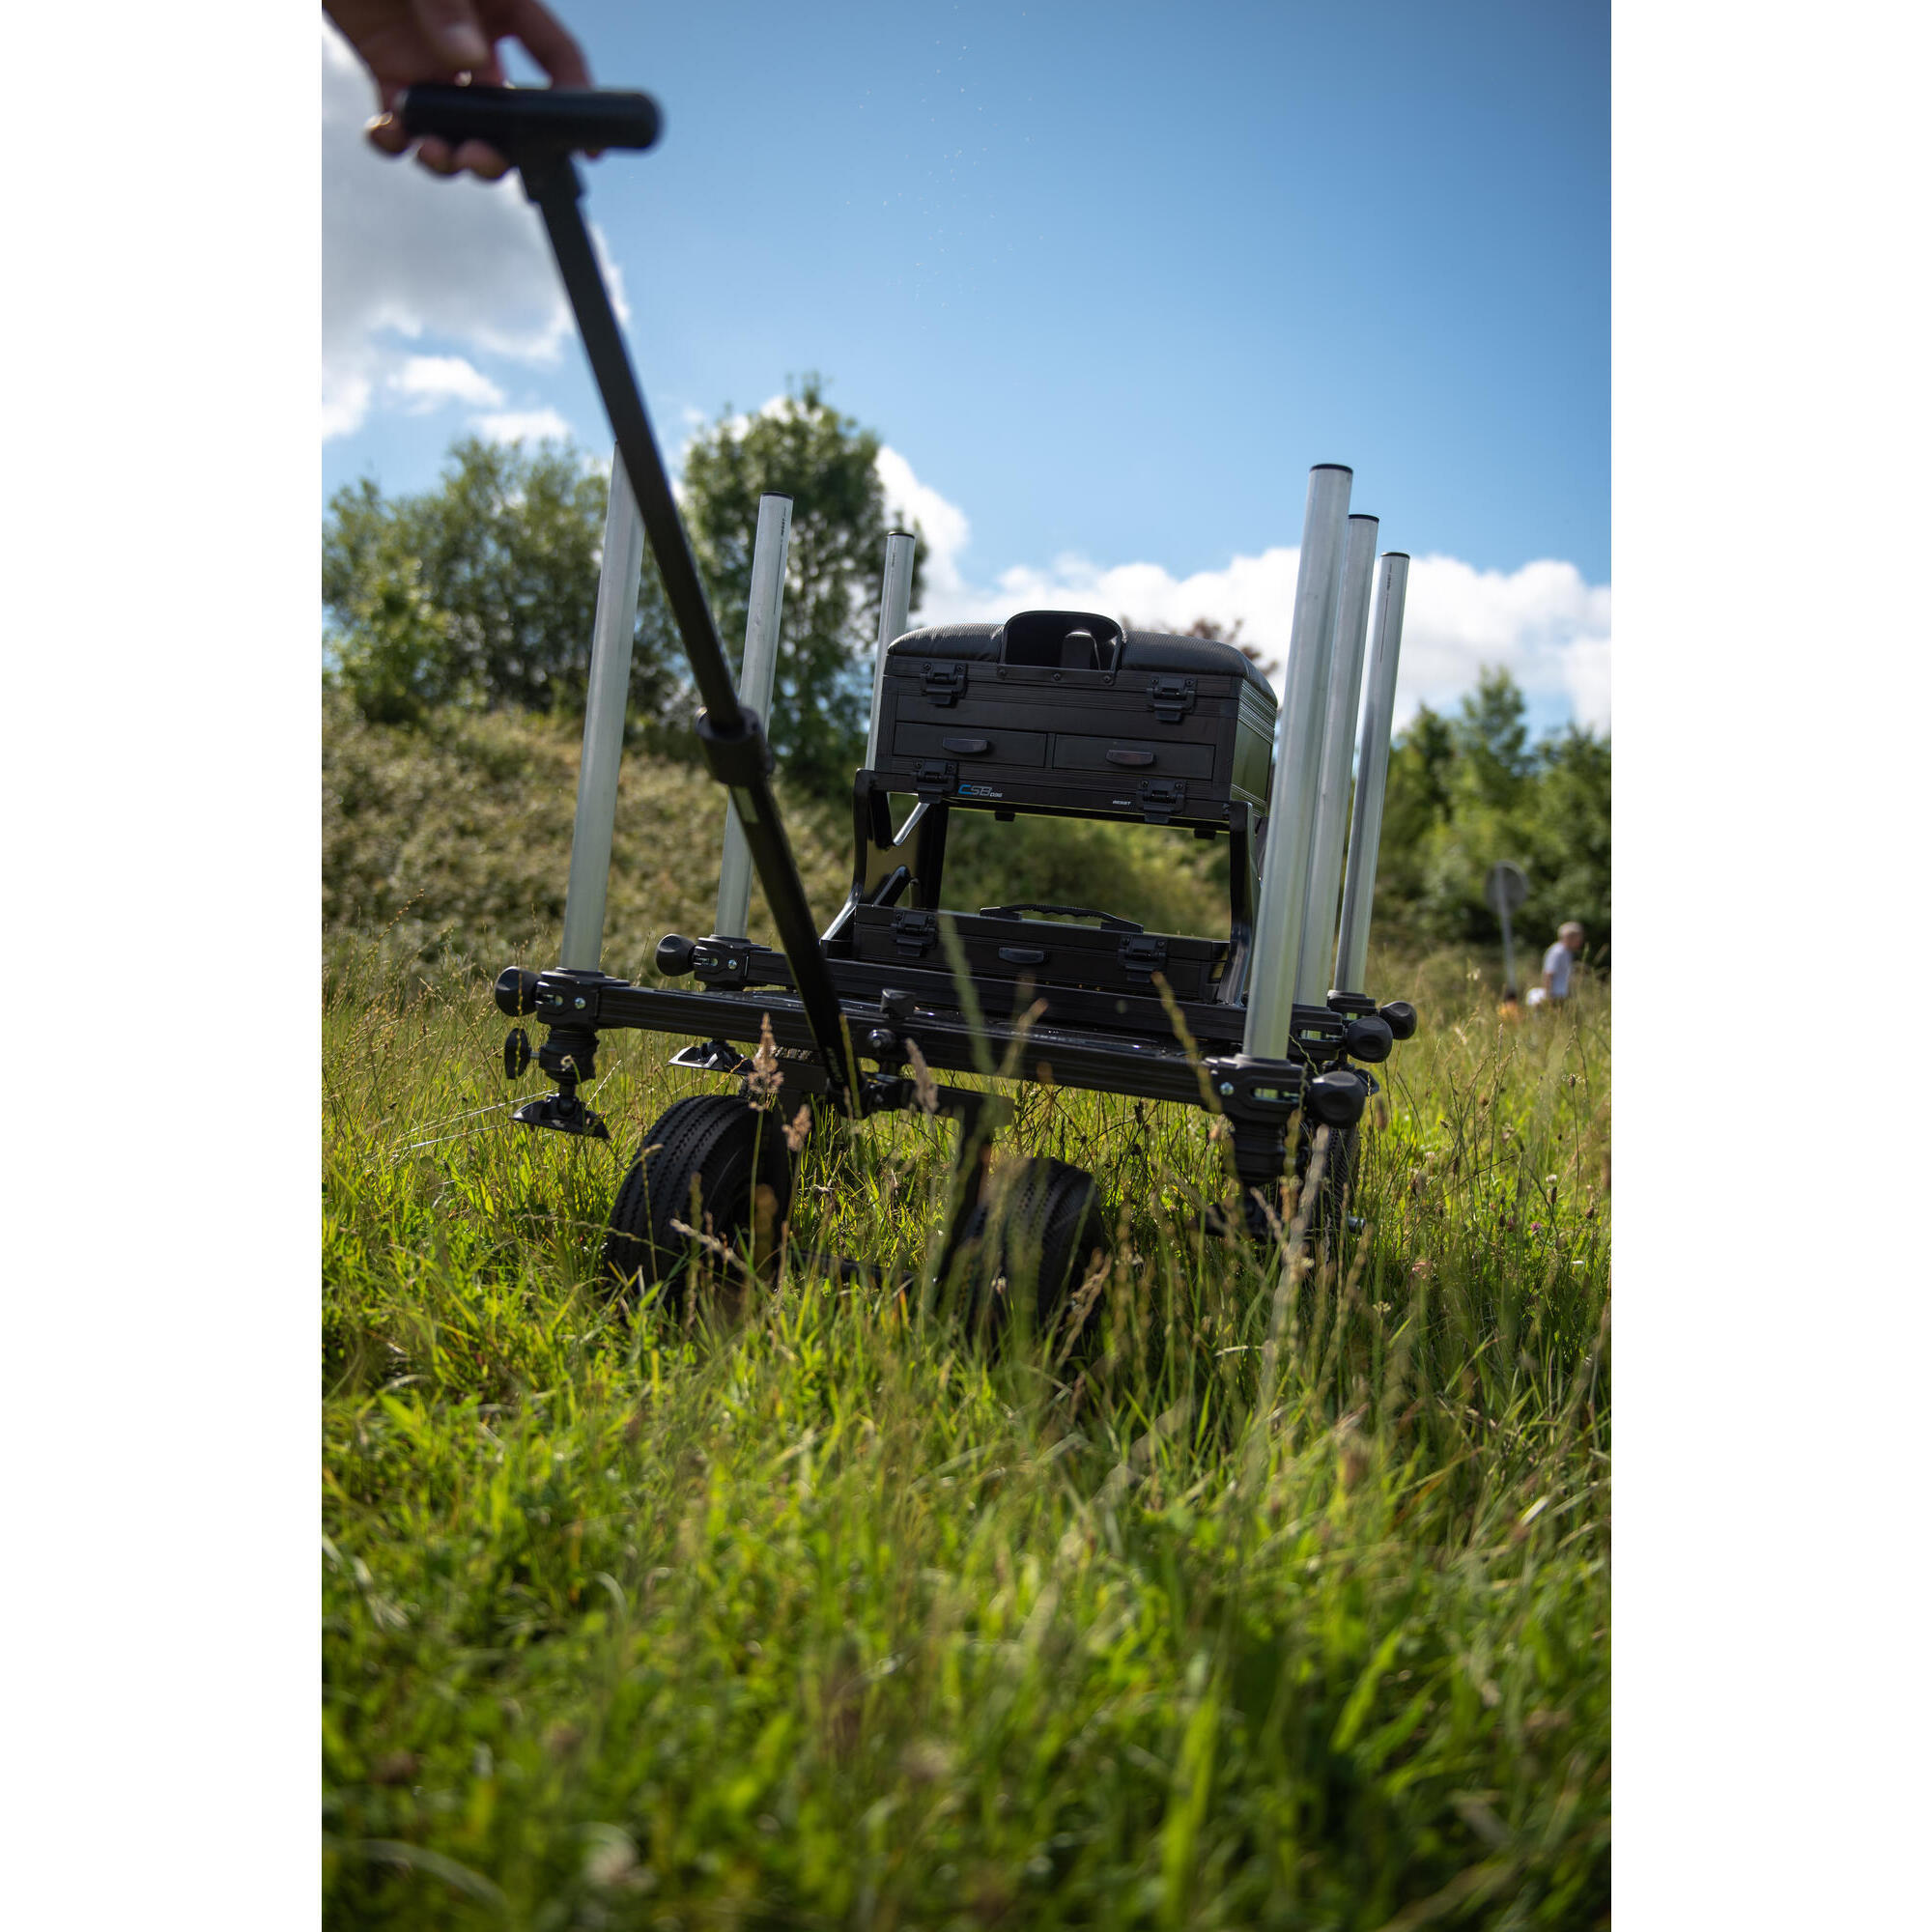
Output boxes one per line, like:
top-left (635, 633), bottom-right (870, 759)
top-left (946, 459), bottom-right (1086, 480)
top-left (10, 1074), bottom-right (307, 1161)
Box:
top-left (409, 0), bottom-right (494, 71)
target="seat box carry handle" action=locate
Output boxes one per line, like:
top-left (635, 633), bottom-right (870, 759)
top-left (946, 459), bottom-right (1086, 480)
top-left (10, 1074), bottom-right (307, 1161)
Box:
top-left (1104, 747), bottom-right (1156, 767)
top-left (978, 901), bottom-right (1144, 932)
top-left (1147, 675), bottom-right (1197, 724)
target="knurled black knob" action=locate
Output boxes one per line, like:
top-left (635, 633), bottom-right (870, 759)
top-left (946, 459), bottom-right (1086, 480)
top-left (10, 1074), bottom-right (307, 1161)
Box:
top-left (1344, 1015), bottom-right (1394, 1064)
top-left (866, 1027), bottom-right (898, 1056)
top-left (655, 933), bottom-right (697, 977)
top-left (1378, 1000), bottom-right (1417, 1041)
top-left (1308, 1068), bottom-right (1367, 1128)
top-left (494, 966), bottom-right (541, 1017)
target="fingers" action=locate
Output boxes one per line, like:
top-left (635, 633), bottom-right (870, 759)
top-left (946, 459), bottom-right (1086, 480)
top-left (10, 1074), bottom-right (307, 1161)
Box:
top-left (453, 139), bottom-right (512, 182)
top-left (408, 0), bottom-right (493, 71)
top-left (502, 0), bottom-right (592, 87)
top-left (365, 110), bottom-right (412, 157)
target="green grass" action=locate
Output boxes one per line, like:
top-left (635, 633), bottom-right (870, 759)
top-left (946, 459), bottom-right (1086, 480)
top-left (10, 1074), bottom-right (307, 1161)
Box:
top-left (323, 942), bottom-right (1609, 1929)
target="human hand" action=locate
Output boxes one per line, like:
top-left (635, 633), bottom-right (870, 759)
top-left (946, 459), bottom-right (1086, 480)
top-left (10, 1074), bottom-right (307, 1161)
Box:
top-left (325, 1), bottom-right (591, 181)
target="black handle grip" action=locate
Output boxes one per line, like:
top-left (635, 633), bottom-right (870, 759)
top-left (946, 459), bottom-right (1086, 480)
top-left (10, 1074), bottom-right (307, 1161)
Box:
top-left (398, 84), bottom-right (662, 156)
top-left (978, 901), bottom-right (1144, 933)
top-left (1105, 748), bottom-right (1156, 768)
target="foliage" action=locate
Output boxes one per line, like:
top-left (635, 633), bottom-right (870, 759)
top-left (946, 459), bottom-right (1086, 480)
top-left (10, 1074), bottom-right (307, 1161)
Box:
top-left (323, 947), bottom-right (1609, 1927)
top-left (683, 378), bottom-right (926, 798)
top-left (323, 439), bottom-right (682, 725)
top-left (1375, 671), bottom-right (1610, 964)
top-left (324, 698), bottom-right (1228, 980)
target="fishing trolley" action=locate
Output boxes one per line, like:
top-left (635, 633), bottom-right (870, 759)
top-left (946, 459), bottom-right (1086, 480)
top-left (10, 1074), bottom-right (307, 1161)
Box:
top-left (396, 83), bottom-right (1419, 1322)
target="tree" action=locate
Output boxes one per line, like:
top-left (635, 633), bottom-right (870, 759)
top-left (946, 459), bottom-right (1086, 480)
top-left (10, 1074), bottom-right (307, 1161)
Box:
top-left (681, 378), bottom-right (924, 797)
top-left (323, 437), bottom-right (681, 724)
top-left (1452, 666), bottom-right (1534, 811)
top-left (1364, 670), bottom-right (1610, 957)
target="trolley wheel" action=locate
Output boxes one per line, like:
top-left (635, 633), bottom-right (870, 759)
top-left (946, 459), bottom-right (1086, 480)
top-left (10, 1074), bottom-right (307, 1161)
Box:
top-left (949, 1156), bottom-right (1108, 1340)
top-left (602, 1094), bottom-right (796, 1305)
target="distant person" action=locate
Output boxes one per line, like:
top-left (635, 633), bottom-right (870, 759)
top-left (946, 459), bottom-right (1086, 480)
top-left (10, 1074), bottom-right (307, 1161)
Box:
top-left (1533, 922), bottom-right (1586, 1008)
top-left (327, 0), bottom-right (591, 180)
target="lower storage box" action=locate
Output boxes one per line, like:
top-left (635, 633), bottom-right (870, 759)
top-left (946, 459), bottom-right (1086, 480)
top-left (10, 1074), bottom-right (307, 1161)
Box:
top-left (851, 902), bottom-right (1229, 1002)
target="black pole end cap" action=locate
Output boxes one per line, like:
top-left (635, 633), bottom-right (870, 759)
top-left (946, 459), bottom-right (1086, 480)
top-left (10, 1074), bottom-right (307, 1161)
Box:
top-left (655, 933), bottom-right (697, 977)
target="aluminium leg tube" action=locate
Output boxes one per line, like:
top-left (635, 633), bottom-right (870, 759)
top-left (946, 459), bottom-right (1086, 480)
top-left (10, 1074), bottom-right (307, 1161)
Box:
top-left (712, 492), bottom-right (793, 942)
top-left (558, 449), bottom-right (647, 971)
top-left (1293, 513), bottom-right (1379, 1004)
top-left (863, 529), bottom-right (919, 772)
top-left (1243, 464), bottom-right (1353, 1060)
top-left (1333, 552), bottom-right (1410, 995)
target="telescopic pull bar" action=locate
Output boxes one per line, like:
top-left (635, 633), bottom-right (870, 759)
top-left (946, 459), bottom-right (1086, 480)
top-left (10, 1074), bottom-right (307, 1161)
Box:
top-left (558, 448), bottom-right (646, 972)
top-left (1294, 513), bottom-right (1379, 1004)
top-left (1244, 464), bottom-right (1352, 1060)
top-left (509, 148), bottom-right (858, 1109)
top-left (863, 530), bottom-right (918, 771)
top-left (1333, 552), bottom-right (1410, 995)
top-left (712, 494), bottom-right (792, 943)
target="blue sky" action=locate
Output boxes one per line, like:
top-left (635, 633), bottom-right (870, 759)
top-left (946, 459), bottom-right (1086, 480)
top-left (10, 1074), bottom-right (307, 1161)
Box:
top-left (323, 1), bottom-right (1608, 730)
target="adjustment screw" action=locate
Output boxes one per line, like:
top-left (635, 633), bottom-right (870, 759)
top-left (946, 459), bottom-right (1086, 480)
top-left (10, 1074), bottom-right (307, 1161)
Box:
top-left (1218, 1081), bottom-right (1236, 1096)
top-left (574, 997), bottom-right (586, 1009)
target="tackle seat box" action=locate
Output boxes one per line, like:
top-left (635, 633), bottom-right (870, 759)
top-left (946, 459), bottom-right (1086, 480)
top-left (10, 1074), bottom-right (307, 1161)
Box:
top-left (850, 902), bottom-right (1229, 1000)
top-left (868, 610), bottom-right (1276, 827)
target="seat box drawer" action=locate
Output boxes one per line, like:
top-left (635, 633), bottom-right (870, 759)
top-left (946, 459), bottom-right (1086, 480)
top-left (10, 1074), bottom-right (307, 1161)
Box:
top-left (1051, 732), bottom-right (1217, 780)
top-left (889, 720), bottom-right (1048, 767)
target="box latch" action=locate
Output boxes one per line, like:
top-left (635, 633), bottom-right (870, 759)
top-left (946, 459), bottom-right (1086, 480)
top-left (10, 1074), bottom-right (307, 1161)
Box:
top-left (1147, 674), bottom-right (1196, 724)
top-left (911, 758), bottom-right (956, 798)
top-left (1118, 934), bottom-right (1170, 981)
top-left (890, 910), bottom-right (938, 958)
top-left (921, 662), bottom-right (968, 705)
top-left (1138, 778), bottom-right (1186, 823)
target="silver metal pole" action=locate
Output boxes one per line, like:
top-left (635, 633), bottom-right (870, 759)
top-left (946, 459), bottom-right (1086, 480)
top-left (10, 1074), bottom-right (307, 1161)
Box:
top-left (1293, 513), bottom-right (1379, 1003)
top-left (558, 449), bottom-right (646, 971)
top-left (1243, 464), bottom-right (1352, 1059)
top-left (711, 492), bottom-right (793, 941)
top-left (863, 529), bottom-right (918, 771)
top-left (1333, 552), bottom-right (1410, 995)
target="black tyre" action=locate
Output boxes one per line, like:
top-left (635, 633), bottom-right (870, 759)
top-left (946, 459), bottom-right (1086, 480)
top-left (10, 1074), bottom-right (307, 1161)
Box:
top-left (603, 1094), bottom-right (796, 1305)
top-left (948, 1156), bottom-right (1108, 1340)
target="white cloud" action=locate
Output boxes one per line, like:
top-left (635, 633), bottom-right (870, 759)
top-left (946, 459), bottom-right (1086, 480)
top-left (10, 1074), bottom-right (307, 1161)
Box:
top-left (472, 407), bottom-right (576, 444)
top-left (874, 446), bottom-right (1611, 733)
top-left (388, 355), bottom-right (505, 412)
top-left (877, 445), bottom-right (973, 603)
top-left (322, 24), bottom-right (625, 440)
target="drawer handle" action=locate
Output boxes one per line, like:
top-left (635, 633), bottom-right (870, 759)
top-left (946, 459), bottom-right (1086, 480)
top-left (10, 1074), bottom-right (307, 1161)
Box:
top-left (1105, 747), bottom-right (1155, 767)
top-left (941, 736), bottom-right (990, 754)
top-left (997, 946), bottom-right (1048, 966)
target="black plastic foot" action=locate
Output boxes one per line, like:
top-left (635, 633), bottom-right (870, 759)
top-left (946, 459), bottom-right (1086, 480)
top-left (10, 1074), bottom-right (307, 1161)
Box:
top-left (513, 1089), bottom-right (610, 1139)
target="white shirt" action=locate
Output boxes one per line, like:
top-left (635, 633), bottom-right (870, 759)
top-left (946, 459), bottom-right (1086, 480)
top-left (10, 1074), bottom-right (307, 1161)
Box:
top-left (1543, 940), bottom-right (1574, 1000)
